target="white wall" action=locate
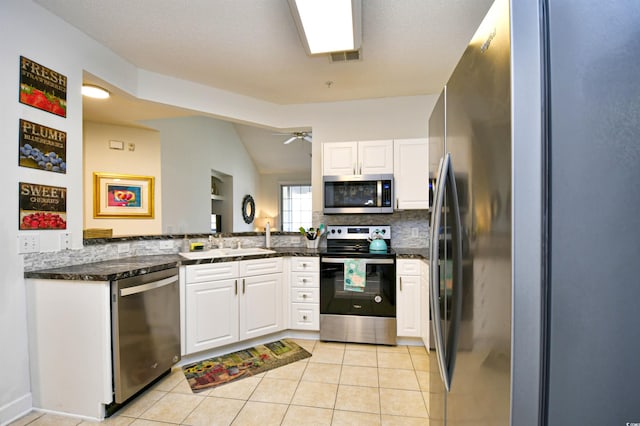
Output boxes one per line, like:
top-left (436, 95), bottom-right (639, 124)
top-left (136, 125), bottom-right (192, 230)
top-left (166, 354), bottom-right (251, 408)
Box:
top-left (83, 122), bottom-right (162, 236)
top-left (0, 1), bottom-right (435, 422)
top-left (144, 116), bottom-right (260, 234)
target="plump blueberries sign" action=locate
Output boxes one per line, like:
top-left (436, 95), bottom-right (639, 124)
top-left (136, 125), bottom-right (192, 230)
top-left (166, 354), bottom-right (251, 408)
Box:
top-left (19, 119), bottom-right (67, 173)
top-left (19, 183), bottom-right (67, 230)
top-left (19, 56), bottom-right (67, 117)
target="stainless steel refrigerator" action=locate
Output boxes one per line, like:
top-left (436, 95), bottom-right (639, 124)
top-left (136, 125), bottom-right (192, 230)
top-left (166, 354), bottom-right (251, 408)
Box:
top-left (428, 0), bottom-right (640, 424)
top-left (428, 0), bottom-right (511, 424)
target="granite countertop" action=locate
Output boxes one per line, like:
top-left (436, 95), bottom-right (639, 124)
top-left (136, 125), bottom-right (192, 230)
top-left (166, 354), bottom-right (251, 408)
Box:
top-left (394, 248), bottom-right (430, 259)
top-left (24, 247), bottom-right (428, 281)
top-left (24, 248), bottom-right (321, 281)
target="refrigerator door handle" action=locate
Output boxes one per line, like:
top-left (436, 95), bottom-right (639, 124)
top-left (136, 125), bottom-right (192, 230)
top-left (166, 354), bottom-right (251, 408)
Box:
top-left (430, 154), bottom-right (451, 391)
top-left (445, 153), bottom-right (463, 391)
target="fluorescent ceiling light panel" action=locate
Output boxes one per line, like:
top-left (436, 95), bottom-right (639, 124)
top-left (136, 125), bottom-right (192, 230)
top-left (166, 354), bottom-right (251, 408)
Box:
top-left (289, 0), bottom-right (361, 55)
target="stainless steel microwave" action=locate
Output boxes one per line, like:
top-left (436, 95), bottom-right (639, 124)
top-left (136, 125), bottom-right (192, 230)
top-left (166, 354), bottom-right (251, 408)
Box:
top-left (323, 174), bottom-right (394, 214)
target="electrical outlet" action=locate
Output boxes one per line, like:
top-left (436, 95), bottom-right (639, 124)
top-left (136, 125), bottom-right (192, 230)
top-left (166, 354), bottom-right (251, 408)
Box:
top-left (18, 234), bottom-right (40, 253)
top-left (411, 228), bottom-right (419, 238)
top-left (60, 232), bottom-right (71, 250)
top-left (118, 243), bottom-right (130, 254)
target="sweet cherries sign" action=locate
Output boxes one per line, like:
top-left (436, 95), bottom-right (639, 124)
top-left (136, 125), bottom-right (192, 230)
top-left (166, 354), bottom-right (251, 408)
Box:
top-left (19, 183), bottom-right (67, 230)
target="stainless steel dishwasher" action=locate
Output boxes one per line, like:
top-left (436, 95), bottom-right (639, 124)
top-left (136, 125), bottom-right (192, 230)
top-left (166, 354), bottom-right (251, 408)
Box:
top-left (111, 267), bottom-right (180, 403)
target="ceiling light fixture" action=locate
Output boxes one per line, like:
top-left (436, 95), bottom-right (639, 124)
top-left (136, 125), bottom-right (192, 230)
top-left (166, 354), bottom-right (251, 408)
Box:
top-left (81, 84), bottom-right (110, 99)
top-left (288, 0), bottom-right (361, 55)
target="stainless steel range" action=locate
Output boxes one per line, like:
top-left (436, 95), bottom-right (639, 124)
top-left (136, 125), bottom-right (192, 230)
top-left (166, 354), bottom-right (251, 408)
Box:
top-left (319, 225), bottom-right (396, 345)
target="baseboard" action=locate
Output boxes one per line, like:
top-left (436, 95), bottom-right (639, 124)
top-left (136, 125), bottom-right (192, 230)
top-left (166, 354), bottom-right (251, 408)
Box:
top-left (0, 393), bottom-right (32, 426)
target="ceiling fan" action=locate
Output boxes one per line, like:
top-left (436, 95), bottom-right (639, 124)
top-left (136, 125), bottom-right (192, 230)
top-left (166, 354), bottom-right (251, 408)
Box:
top-left (281, 131), bottom-right (312, 144)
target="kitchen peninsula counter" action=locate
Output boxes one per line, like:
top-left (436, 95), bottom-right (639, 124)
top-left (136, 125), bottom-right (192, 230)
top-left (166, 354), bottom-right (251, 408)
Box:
top-left (23, 248), bottom-right (321, 281)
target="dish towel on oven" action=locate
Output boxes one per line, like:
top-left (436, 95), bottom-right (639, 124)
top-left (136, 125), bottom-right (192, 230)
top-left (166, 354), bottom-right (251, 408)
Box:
top-left (344, 259), bottom-right (366, 292)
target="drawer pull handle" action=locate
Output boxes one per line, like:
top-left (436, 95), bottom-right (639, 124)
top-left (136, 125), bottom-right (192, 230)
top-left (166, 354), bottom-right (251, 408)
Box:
top-left (302, 278), bottom-right (307, 283)
top-left (302, 294), bottom-right (307, 299)
top-left (400, 277), bottom-right (403, 291)
top-left (303, 315), bottom-right (308, 320)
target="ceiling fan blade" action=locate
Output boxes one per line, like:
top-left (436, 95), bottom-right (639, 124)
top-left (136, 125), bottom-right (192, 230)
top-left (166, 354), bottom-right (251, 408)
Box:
top-left (303, 135), bottom-right (312, 142)
top-left (283, 136), bottom-right (297, 144)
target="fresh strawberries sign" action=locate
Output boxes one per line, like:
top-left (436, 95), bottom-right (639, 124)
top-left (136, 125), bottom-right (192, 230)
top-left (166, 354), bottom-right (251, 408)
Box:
top-left (19, 56), bottom-right (67, 117)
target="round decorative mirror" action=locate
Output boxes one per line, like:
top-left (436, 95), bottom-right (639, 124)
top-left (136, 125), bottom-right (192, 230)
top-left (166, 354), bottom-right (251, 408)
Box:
top-left (242, 194), bottom-right (255, 224)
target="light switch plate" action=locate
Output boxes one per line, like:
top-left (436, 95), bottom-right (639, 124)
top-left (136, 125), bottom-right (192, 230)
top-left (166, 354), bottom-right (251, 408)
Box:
top-left (18, 234), bottom-right (40, 253)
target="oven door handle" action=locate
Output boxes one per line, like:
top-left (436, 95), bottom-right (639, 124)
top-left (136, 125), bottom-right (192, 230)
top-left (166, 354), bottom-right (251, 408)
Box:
top-left (321, 257), bottom-right (394, 265)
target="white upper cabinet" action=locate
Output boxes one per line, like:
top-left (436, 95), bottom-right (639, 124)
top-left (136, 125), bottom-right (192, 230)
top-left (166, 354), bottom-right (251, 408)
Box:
top-left (358, 140), bottom-right (394, 174)
top-left (393, 138), bottom-right (430, 210)
top-left (323, 140), bottom-right (393, 176)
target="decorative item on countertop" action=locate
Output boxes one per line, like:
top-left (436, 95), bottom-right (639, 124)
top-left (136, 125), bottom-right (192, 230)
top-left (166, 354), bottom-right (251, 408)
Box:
top-left (299, 224), bottom-right (324, 249)
top-left (368, 228), bottom-right (388, 253)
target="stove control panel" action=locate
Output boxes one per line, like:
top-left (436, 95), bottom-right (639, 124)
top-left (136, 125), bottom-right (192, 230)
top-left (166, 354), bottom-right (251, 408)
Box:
top-left (326, 225), bottom-right (391, 240)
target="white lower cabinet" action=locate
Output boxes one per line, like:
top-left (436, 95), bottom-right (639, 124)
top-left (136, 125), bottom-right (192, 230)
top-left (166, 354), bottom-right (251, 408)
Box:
top-left (186, 277), bottom-right (239, 353)
top-left (184, 258), bottom-right (283, 354)
top-left (289, 257), bottom-right (320, 330)
top-left (420, 259), bottom-right (430, 349)
top-left (397, 259), bottom-right (422, 338)
top-left (239, 273), bottom-right (283, 340)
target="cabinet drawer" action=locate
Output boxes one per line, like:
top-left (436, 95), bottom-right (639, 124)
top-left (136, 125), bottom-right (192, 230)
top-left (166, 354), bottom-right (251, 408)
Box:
top-left (291, 287), bottom-right (319, 303)
top-left (186, 262), bottom-right (239, 283)
top-left (239, 257), bottom-right (283, 277)
top-left (291, 303), bottom-right (319, 330)
top-left (290, 257), bottom-right (319, 272)
top-left (290, 271), bottom-right (318, 287)
top-left (397, 259), bottom-right (421, 276)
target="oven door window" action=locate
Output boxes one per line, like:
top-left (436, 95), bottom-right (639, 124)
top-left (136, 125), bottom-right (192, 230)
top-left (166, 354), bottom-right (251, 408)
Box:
top-left (320, 258), bottom-right (396, 316)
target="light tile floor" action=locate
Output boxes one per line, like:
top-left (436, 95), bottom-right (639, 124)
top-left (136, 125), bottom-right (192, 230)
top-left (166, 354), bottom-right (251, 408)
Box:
top-left (10, 339), bottom-right (430, 426)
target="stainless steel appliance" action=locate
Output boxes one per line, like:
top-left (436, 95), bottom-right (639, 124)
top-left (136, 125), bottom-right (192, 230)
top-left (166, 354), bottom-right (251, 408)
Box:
top-left (428, 0), bottom-right (511, 423)
top-left (111, 267), bottom-right (181, 404)
top-left (323, 174), bottom-right (393, 214)
top-left (320, 225), bottom-right (396, 345)
top-left (429, 0), bottom-right (640, 424)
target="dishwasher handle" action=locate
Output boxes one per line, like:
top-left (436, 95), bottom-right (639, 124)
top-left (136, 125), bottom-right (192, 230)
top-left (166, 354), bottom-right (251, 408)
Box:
top-left (120, 275), bottom-right (178, 297)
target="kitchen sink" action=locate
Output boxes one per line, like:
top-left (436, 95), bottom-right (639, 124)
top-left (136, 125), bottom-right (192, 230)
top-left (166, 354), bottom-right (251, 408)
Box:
top-left (179, 247), bottom-right (276, 260)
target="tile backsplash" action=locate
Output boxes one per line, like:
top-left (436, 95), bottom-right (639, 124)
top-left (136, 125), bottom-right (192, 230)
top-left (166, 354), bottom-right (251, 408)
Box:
top-left (313, 209), bottom-right (430, 249)
top-left (23, 210), bottom-right (430, 271)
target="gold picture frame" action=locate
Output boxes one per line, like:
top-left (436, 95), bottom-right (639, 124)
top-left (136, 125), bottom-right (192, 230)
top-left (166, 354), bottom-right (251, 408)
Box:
top-left (93, 172), bottom-right (154, 219)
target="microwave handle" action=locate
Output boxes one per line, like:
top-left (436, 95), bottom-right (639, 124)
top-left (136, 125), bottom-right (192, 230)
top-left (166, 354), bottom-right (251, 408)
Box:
top-left (377, 180), bottom-right (382, 207)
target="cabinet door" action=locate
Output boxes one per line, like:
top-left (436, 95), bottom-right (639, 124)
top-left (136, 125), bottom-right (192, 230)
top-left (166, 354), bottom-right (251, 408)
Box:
top-left (239, 273), bottom-right (283, 340)
top-left (394, 138), bottom-right (430, 210)
top-left (397, 274), bottom-right (422, 337)
top-left (185, 279), bottom-right (238, 354)
top-left (323, 142), bottom-right (358, 176)
top-left (420, 260), bottom-right (430, 350)
top-left (358, 140), bottom-right (394, 174)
